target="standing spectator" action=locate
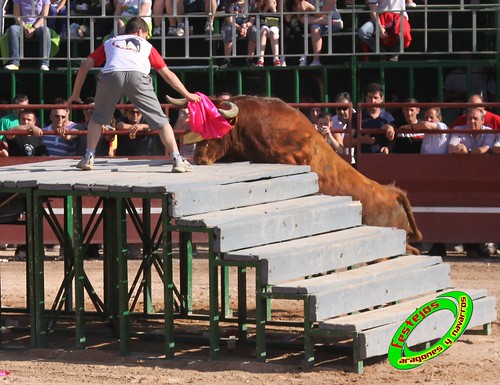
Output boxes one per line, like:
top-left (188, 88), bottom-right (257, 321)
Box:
top-left (152, 0), bottom-right (185, 36)
top-left (360, 82), bottom-right (395, 154)
top-left (448, 108), bottom-right (495, 155)
top-left (449, 94), bottom-right (500, 129)
top-left (385, 98), bottom-right (424, 153)
top-left (42, 103), bottom-right (77, 156)
top-left (0, 94), bottom-right (29, 141)
top-left (220, 0), bottom-right (258, 67)
top-left (415, 107), bottom-right (449, 155)
top-left (114, 0), bottom-right (153, 36)
top-left (115, 105), bottom-right (153, 156)
top-left (48, 0), bottom-right (68, 37)
top-left (4, 0), bottom-right (52, 71)
top-left (357, 0), bottom-right (411, 61)
top-left (316, 111), bottom-right (344, 153)
top-left (256, 0), bottom-right (282, 67)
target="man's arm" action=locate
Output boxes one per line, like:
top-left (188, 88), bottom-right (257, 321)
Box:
top-left (156, 66), bottom-right (201, 102)
top-left (67, 57), bottom-right (96, 106)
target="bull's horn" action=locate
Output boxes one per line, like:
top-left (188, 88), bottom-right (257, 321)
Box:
top-left (218, 102), bottom-right (239, 119)
top-left (166, 95), bottom-right (188, 106)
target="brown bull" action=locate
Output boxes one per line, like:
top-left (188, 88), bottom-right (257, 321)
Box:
top-left (174, 95), bottom-right (422, 254)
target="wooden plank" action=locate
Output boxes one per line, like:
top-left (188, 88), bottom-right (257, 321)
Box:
top-left (319, 288), bottom-right (489, 332)
top-left (224, 226), bottom-right (406, 285)
top-left (272, 255), bottom-right (444, 294)
top-left (359, 295), bottom-right (497, 360)
top-left (176, 195), bottom-right (362, 252)
top-left (311, 263), bottom-right (451, 321)
top-left (169, 173), bottom-right (319, 217)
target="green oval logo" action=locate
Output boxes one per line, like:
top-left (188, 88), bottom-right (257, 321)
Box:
top-left (388, 291), bottom-right (473, 370)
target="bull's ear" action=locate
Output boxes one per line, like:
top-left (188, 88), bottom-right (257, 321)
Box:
top-left (166, 95), bottom-right (188, 106)
top-left (183, 132), bottom-right (204, 145)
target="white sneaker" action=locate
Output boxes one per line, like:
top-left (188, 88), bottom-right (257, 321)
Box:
top-left (153, 27), bottom-right (161, 36)
top-left (205, 21), bottom-right (214, 34)
top-left (5, 64), bottom-right (19, 70)
top-left (40, 64), bottom-right (50, 71)
top-left (172, 156), bottom-right (194, 173)
top-left (175, 23), bottom-right (185, 37)
top-left (168, 26), bottom-right (176, 36)
top-left (75, 153), bottom-right (94, 170)
top-left (299, 56), bottom-right (307, 66)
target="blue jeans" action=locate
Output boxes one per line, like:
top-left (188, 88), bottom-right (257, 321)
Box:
top-left (7, 24), bottom-right (51, 66)
top-left (357, 20), bottom-right (377, 51)
top-left (48, 6), bottom-right (68, 34)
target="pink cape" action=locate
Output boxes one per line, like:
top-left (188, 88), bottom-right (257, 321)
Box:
top-left (188, 92), bottom-right (232, 139)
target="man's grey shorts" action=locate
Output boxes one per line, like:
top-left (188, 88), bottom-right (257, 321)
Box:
top-left (92, 71), bottom-right (169, 130)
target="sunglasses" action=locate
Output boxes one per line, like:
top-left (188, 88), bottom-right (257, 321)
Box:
top-left (128, 110), bottom-right (141, 115)
top-left (336, 107), bottom-right (349, 111)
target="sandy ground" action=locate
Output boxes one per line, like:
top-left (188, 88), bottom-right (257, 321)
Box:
top-left (0, 249), bottom-right (499, 385)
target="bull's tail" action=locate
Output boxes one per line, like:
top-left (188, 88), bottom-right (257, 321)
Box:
top-left (396, 188), bottom-right (423, 241)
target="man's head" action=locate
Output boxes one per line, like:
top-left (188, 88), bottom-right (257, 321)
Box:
top-left (125, 106), bottom-right (143, 124)
top-left (365, 83), bottom-right (384, 105)
top-left (125, 17), bottom-right (149, 38)
top-left (19, 110), bottom-right (36, 125)
top-left (13, 94), bottom-right (29, 118)
top-left (50, 108), bottom-right (68, 129)
top-left (468, 94), bottom-right (484, 112)
top-left (467, 108), bottom-right (485, 130)
top-left (402, 98), bottom-right (420, 124)
top-left (425, 107), bottom-right (442, 123)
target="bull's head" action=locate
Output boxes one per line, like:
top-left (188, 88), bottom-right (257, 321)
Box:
top-left (194, 138), bottom-right (227, 165)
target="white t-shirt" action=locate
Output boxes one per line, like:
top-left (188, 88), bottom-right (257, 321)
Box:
top-left (420, 121), bottom-right (449, 155)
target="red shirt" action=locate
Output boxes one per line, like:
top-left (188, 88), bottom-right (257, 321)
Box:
top-left (450, 111), bottom-right (500, 129)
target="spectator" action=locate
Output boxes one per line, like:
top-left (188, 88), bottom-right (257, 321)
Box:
top-left (4, 0), bottom-right (52, 71)
top-left (316, 111), bottom-right (343, 153)
top-left (256, 0), bottom-right (282, 67)
top-left (0, 94), bottom-right (29, 141)
top-left (300, 0), bottom-right (343, 66)
top-left (73, 97), bottom-right (117, 157)
top-left (448, 108), bottom-right (494, 155)
top-left (115, 105), bottom-right (153, 156)
top-left (357, 0), bottom-right (411, 61)
top-left (416, 107), bottom-right (449, 155)
top-left (4, 109), bottom-right (48, 157)
top-left (152, 0), bottom-right (185, 36)
top-left (114, 0), bottom-right (153, 36)
top-left (386, 98), bottom-right (424, 153)
top-left (48, 0), bottom-right (68, 37)
top-left (331, 91), bottom-right (372, 165)
top-left (42, 102), bottom-right (77, 156)
top-left (360, 82), bottom-right (395, 154)
top-left (204, 0), bottom-right (219, 34)
top-left (449, 94), bottom-right (500, 129)
top-left (220, 0), bottom-right (258, 67)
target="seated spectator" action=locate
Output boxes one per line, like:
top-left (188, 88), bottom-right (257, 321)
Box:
top-left (385, 98), bottom-right (424, 153)
top-left (4, 0), bottom-right (52, 71)
top-left (4, 110), bottom-right (49, 156)
top-left (360, 82), bottom-right (394, 154)
top-left (48, 0), bottom-right (68, 37)
top-left (152, 0), bottom-right (185, 36)
top-left (0, 94), bottom-right (29, 141)
top-left (357, 0), bottom-right (411, 61)
top-left (316, 111), bottom-right (344, 153)
top-left (415, 107), bottom-right (449, 155)
top-left (43, 101), bottom-right (77, 156)
top-left (448, 108), bottom-right (495, 155)
top-left (114, 0), bottom-right (153, 37)
top-left (220, 0), bottom-right (258, 67)
top-left (449, 94), bottom-right (500, 129)
top-left (256, 0), bottom-right (282, 67)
